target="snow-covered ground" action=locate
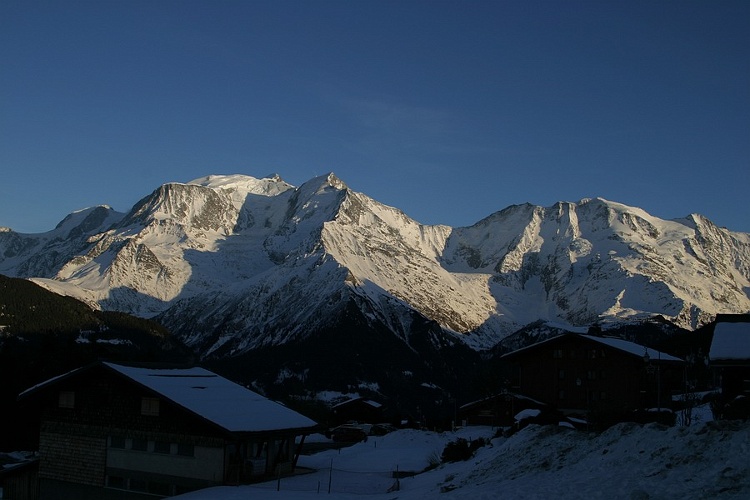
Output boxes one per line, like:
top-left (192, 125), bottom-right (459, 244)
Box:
top-left (173, 413), bottom-right (750, 499)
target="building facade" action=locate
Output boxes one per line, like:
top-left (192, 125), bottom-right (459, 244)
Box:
top-left (19, 362), bottom-right (319, 499)
top-left (330, 397), bottom-right (385, 426)
top-left (500, 334), bottom-right (684, 417)
top-left (458, 392), bottom-right (547, 427)
top-left (709, 314), bottom-right (750, 419)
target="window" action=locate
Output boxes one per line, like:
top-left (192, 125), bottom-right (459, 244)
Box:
top-left (154, 441), bottom-right (171, 454)
top-left (552, 349), bottom-right (564, 359)
top-left (58, 391), bottom-right (75, 409)
top-left (131, 438), bottom-right (148, 452)
top-left (177, 443), bottom-right (195, 457)
top-left (587, 370), bottom-right (597, 380)
top-left (558, 390), bottom-right (565, 400)
top-left (141, 397), bottom-right (160, 416)
top-left (106, 476), bottom-right (126, 489)
top-left (110, 436), bottom-right (126, 449)
top-left (588, 349), bottom-right (597, 359)
top-left (558, 369), bottom-right (565, 380)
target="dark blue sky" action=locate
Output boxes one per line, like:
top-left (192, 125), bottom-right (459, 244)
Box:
top-left (1, 0), bottom-right (748, 233)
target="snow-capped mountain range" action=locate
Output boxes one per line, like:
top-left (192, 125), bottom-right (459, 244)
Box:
top-left (2, 173), bottom-right (749, 356)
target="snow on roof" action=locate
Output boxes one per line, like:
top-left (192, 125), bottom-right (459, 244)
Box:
top-left (103, 363), bottom-right (318, 433)
top-left (500, 333), bottom-right (683, 363)
top-left (514, 408), bottom-right (541, 421)
top-left (580, 335), bottom-right (683, 363)
top-left (710, 321), bottom-right (750, 361)
top-left (331, 397), bottom-right (382, 409)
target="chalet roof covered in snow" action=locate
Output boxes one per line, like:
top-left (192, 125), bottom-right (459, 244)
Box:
top-left (104, 363), bottom-right (318, 433)
top-left (19, 362), bottom-right (318, 434)
top-left (709, 321), bottom-right (750, 362)
top-left (500, 333), bottom-right (683, 363)
top-left (580, 335), bottom-right (683, 362)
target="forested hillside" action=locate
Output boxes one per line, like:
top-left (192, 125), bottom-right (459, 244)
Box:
top-left (0, 274), bottom-right (193, 450)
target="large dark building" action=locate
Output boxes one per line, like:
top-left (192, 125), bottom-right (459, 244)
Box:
top-left (500, 333), bottom-right (685, 416)
top-left (18, 362), bottom-right (320, 499)
top-left (709, 314), bottom-right (750, 401)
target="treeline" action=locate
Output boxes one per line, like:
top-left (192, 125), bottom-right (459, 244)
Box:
top-left (0, 274), bottom-right (102, 334)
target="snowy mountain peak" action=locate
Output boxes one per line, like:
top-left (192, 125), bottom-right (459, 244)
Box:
top-left (54, 205), bottom-right (123, 236)
top-left (2, 172), bottom-right (749, 356)
top-left (325, 172), bottom-right (347, 190)
top-left (0, 204), bottom-right (125, 279)
top-left (298, 172), bottom-right (348, 195)
top-left (186, 173), bottom-right (294, 197)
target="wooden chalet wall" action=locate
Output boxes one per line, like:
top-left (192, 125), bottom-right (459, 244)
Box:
top-left (36, 366), bottom-right (228, 436)
top-left (39, 426), bottom-right (105, 486)
top-left (502, 335), bottom-right (683, 415)
top-left (33, 365), bottom-right (229, 498)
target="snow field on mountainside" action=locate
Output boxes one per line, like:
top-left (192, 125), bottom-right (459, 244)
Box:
top-left (4, 173), bottom-right (750, 355)
top-left (325, 190), bottom-right (497, 335)
top-left (174, 415), bottom-right (750, 500)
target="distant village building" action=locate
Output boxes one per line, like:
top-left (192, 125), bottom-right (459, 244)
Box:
top-left (330, 397), bottom-right (385, 425)
top-left (458, 392), bottom-right (547, 427)
top-left (500, 334), bottom-right (685, 416)
top-left (709, 314), bottom-right (750, 400)
top-left (18, 362), bottom-right (320, 500)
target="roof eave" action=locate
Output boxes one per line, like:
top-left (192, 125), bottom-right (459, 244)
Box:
top-left (17, 361), bottom-right (102, 401)
top-left (498, 333), bottom-right (684, 364)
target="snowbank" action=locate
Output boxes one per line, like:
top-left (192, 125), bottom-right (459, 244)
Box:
top-left (173, 421), bottom-right (750, 499)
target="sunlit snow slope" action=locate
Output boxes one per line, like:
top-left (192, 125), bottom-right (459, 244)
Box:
top-left (1, 173), bottom-right (749, 354)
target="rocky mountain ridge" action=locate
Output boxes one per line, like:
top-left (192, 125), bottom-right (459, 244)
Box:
top-left (2, 173), bottom-right (749, 358)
